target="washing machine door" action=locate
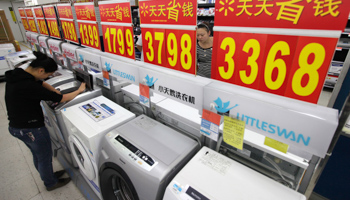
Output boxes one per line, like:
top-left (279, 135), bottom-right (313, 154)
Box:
top-left (100, 167), bottom-right (139, 200)
top-left (69, 135), bottom-right (95, 180)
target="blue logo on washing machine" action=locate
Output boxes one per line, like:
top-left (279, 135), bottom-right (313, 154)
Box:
top-left (144, 75), bottom-right (158, 87)
top-left (79, 54), bottom-right (84, 63)
top-left (104, 62), bottom-right (112, 72)
top-left (214, 97), bottom-right (238, 114)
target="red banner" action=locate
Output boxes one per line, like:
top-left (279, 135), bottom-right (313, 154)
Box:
top-left (46, 18), bottom-right (61, 38)
top-left (25, 8), bottom-right (34, 18)
top-left (98, 2), bottom-right (132, 23)
top-left (33, 7), bottom-right (44, 18)
top-left (139, 0), bottom-right (197, 25)
top-left (102, 24), bottom-right (135, 59)
top-left (211, 32), bottom-right (338, 103)
top-left (37, 19), bottom-right (49, 36)
top-left (61, 19), bottom-right (79, 43)
top-left (78, 21), bottom-right (101, 50)
top-left (19, 8), bottom-right (26, 17)
top-left (214, 0), bottom-right (350, 30)
top-left (75, 3), bottom-right (97, 21)
top-left (21, 18), bottom-right (30, 31)
top-left (57, 4), bottom-right (74, 19)
top-left (28, 18), bottom-right (38, 33)
top-left (43, 6), bottom-right (56, 18)
top-left (141, 28), bottom-right (196, 74)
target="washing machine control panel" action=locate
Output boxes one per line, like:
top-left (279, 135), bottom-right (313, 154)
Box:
top-left (112, 135), bottom-right (158, 171)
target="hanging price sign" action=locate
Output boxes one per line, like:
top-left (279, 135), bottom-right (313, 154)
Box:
top-left (61, 19), bottom-right (79, 43)
top-left (43, 5), bottom-right (56, 18)
top-left (25, 8), bottom-right (34, 18)
top-left (21, 18), bottom-right (30, 31)
top-left (139, 0), bottom-right (197, 74)
top-left (102, 24), bottom-right (134, 59)
top-left (99, 1), bottom-right (135, 59)
top-left (141, 28), bottom-right (196, 74)
top-left (78, 21), bottom-right (101, 50)
top-left (19, 8), bottom-right (26, 17)
top-left (211, 0), bottom-right (349, 103)
top-left (36, 19), bottom-right (49, 35)
top-left (28, 18), bottom-right (38, 33)
top-left (75, 3), bottom-right (97, 21)
top-left (57, 4), bottom-right (74, 19)
top-left (33, 7), bottom-right (44, 18)
top-left (46, 18), bottom-right (60, 39)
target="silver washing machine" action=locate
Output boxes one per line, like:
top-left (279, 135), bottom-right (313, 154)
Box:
top-left (98, 115), bottom-right (199, 200)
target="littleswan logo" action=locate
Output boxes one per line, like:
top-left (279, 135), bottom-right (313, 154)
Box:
top-left (214, 97), bottom-right (238, 113)
top-left (78, 54), bottom-right (84, 63)
top-left (145, 75), bottom-right (158, 87)
top-left (104, 62), bottom-right (112, 72)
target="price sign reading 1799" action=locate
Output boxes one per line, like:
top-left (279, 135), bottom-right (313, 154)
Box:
top-left (139, 0), bottom-right (197, 75)
top-left (99, 1), bottom-right (135, 59)
top-left (211, 0), bottom-right (350, 103)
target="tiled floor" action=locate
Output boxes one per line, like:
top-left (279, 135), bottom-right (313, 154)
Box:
top-left (0, 43), bottom-right (86, 200)
top-left (0, 42), bottom-right (334, 200)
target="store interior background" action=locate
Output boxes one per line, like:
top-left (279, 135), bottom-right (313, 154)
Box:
top-left (0, 0), bottom-right (349, 199)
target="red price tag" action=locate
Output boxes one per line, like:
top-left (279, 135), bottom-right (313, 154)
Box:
top-left (28, 18), bottom-right (38, 33)
top-left (21, 18), bottom-right (30, 31)
top-left (61, 20), bottom-right (79, 43)
top-left (102, 24), bottom-right (135, 59)
top-left (141, 28), bottom-right (196, 74)
top-left (212, 31), bottom-right (338, 103)
top-left (78, 21), bottom-right (101, 50)
top-left (285, 36), bottom-right (338, 103)
top-left (37, 19), bottom-right (49, 36)
top-left (43, 6), bottom-right (56, 18)
top-left (98, 2), bottom-right (132, 23)
top-left (47, 18), bottom-right (61, 38)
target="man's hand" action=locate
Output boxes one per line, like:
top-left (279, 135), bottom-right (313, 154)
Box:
top-left (78, 82), bottom-right (86, 93)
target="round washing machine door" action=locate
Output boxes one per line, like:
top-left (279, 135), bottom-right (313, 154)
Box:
top-left (69, 135), bottom-right (95, 180)
top-left (100, 168), bottom-right (139, 200)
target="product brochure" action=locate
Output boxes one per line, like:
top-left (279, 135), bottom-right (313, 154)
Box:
top-left (79, 100), bottom-right (115, 122)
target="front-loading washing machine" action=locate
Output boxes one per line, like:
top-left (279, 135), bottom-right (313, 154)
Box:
top-left (98, 115), bottom-right (199, 200)
top-left (61, 95), bottom-right (135, 199)
top-left (163, 146), bottom-right (306, 200)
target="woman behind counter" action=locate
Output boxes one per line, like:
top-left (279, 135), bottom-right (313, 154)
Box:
top-left (197, 22), bottom-right (213, 78)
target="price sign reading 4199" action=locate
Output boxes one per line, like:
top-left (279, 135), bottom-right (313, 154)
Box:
top-left (141, 28), bottom-right (196, 75)
top-left (46, 19), bottom-right (60, 39)
top-left (78, 21), bottom-right (101, 50)
top-left (102, 24), bottom-right (134, 59)
top-left (211, 32), bottom-right (338, 103)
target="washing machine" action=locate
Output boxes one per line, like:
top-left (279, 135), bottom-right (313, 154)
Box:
top-left (98, 115), bottom-right (199, 200)
top-left (61, 95), bottom-right (135, 199)
top-left (163, 146), bottom-right (306, 200)
top-left (5, 50), bottom-right (36, 69)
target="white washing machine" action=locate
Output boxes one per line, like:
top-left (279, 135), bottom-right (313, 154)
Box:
top-left (61, 95), bottom-right (135, 199)
top-left (5, 50), bottom-right (36, 69)
top-left (98, 115), bottom-right (199, 200)
top-left (163, 146), bottom-right (306, 200)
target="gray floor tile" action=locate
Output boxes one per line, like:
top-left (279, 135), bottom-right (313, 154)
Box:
top-left (0, 173), bottom-right (40, 200)
top-left (29, 194), bottom-right (43, 200)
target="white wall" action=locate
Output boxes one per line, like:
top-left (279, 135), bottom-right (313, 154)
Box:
top-left (0, 1), bottom-right (26, 42)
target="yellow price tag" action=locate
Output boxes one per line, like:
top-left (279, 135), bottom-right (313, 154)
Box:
top-left (223, 116), bottom-right (245, 150)
top-left (264, 137), bottom-right (289, 153)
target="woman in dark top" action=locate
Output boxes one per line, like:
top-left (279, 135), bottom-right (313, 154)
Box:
top-left (5, 51), bottom-right (86, 191)
top-left (197, 22), bottom-right (213, 78)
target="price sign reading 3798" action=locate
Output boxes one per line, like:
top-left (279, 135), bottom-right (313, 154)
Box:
top-left (212, 32), bottom-right (337, 103)
top-left (142, 28), bottom-right (196, 74)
